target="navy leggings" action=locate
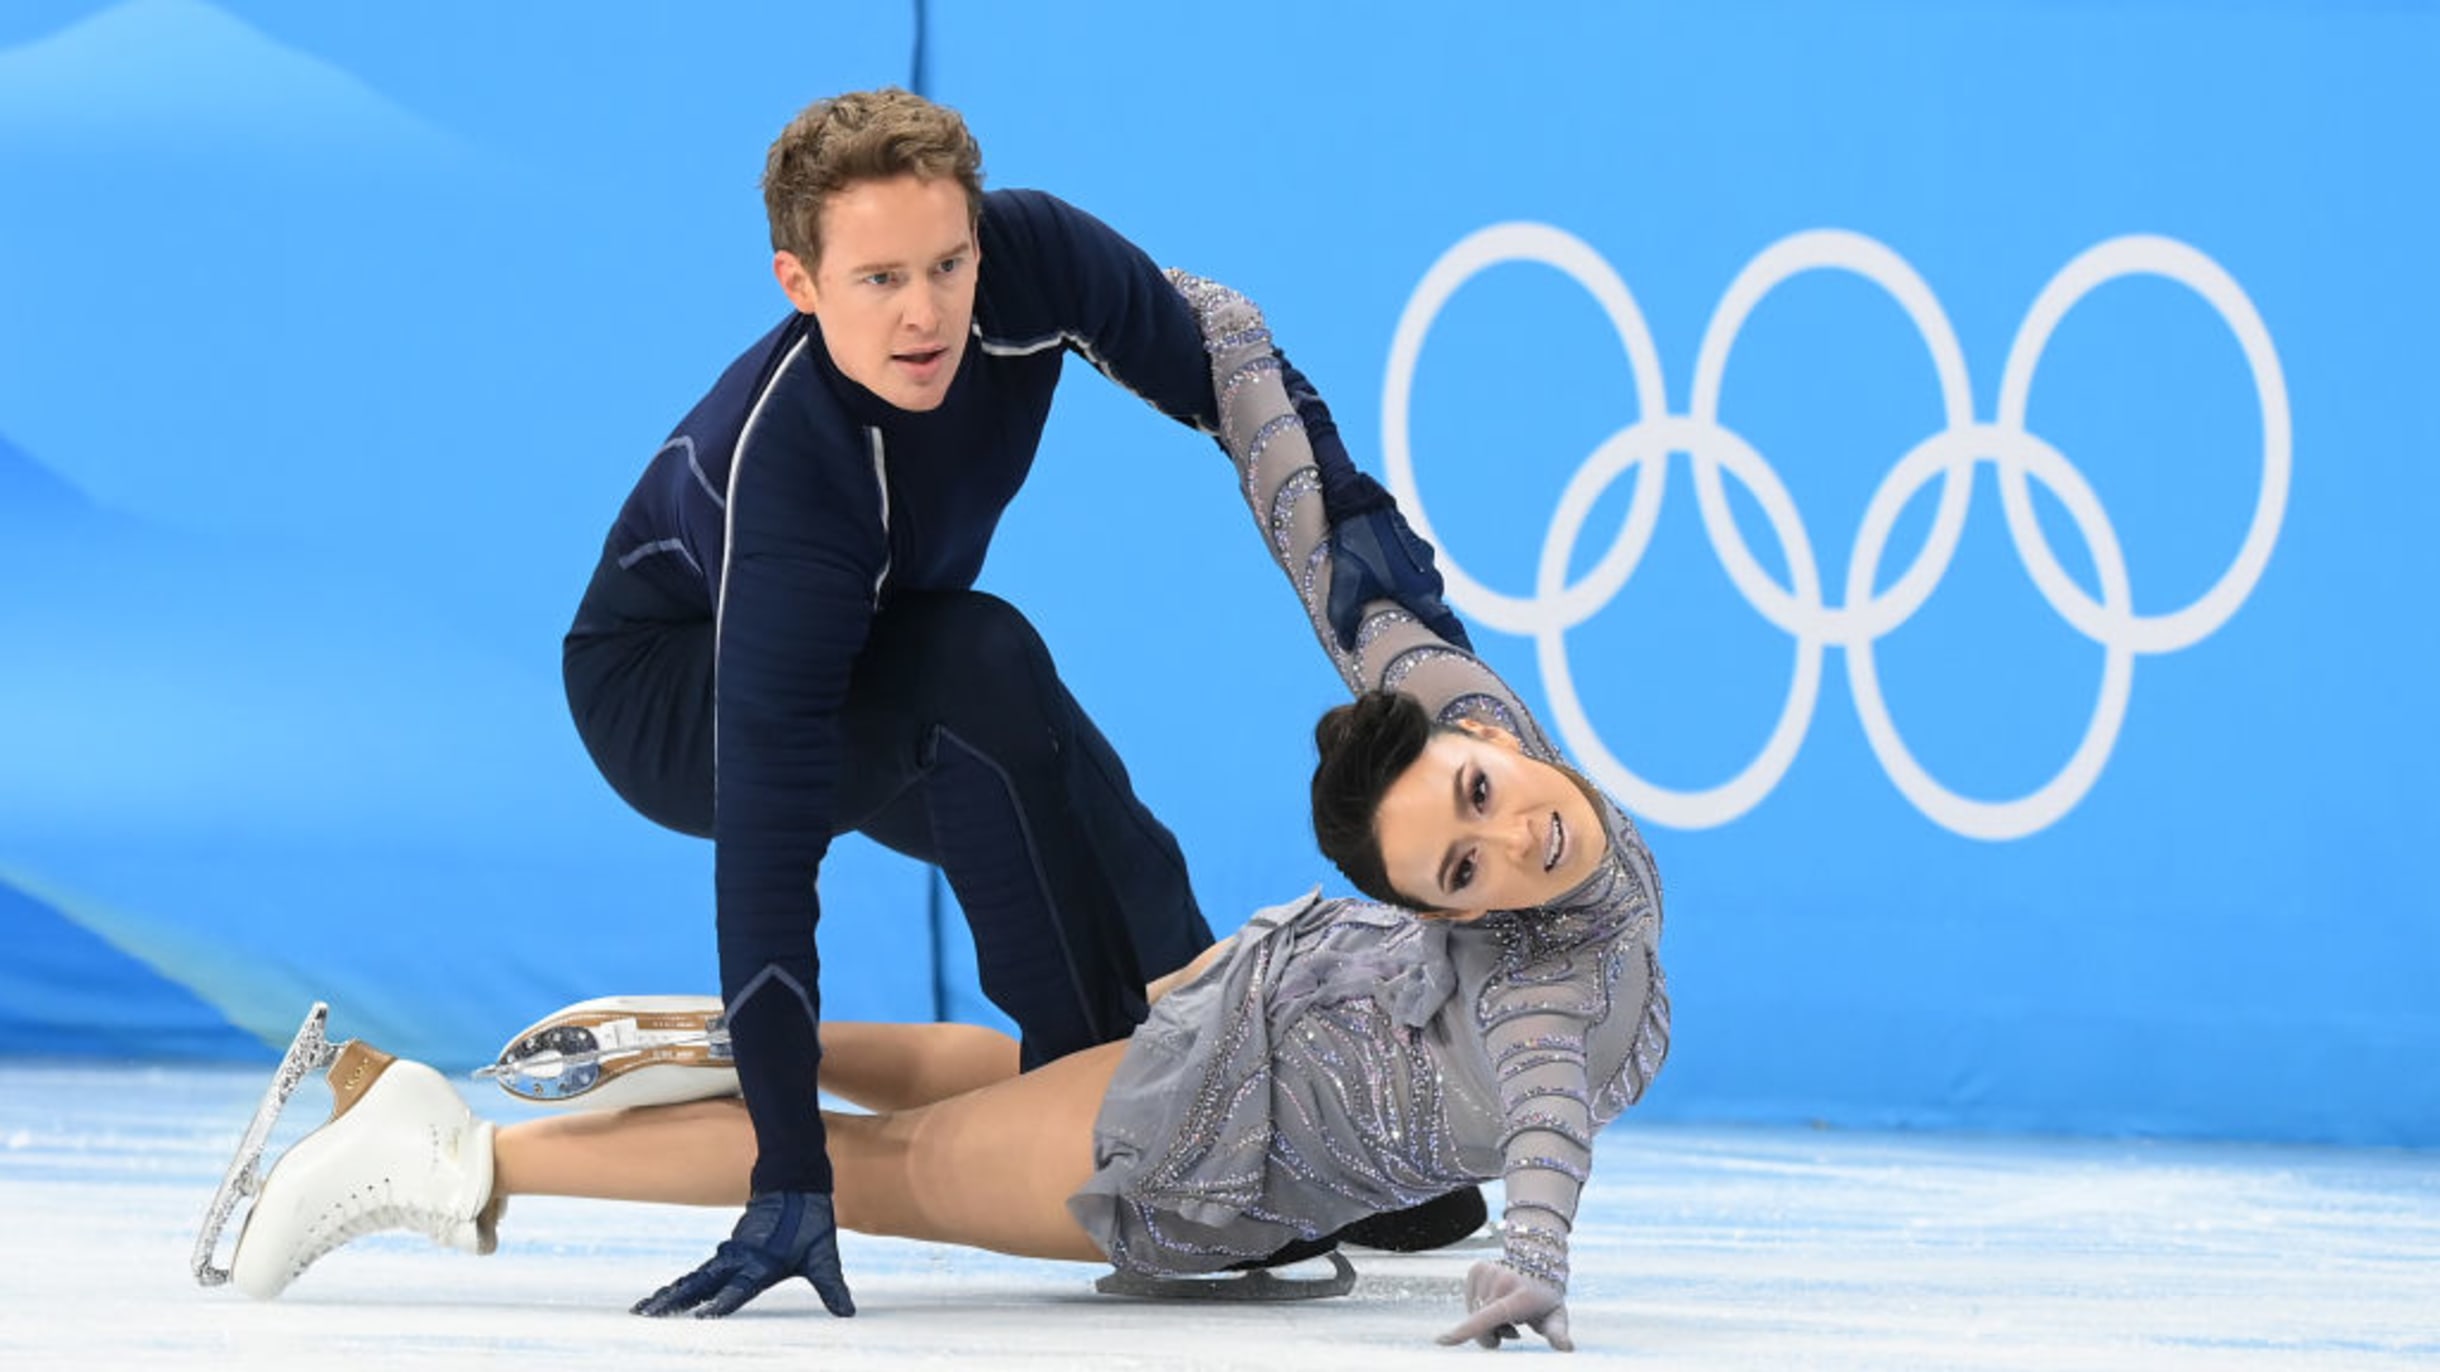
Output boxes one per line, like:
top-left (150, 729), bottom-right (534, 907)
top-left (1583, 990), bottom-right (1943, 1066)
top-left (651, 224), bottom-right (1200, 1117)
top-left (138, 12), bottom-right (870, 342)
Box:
top-left (563, 559), bottom-right (1214, 1068)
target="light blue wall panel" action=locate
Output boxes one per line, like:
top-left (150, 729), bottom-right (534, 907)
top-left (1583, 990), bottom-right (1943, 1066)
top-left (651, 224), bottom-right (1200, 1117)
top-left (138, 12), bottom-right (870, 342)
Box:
top-left (1, 1), bottom-right (2430, 1146)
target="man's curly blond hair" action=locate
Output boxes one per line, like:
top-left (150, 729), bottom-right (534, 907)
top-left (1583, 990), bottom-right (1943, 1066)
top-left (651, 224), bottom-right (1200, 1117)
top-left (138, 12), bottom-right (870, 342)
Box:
top-left (762, 88), bottom-right (985, 269)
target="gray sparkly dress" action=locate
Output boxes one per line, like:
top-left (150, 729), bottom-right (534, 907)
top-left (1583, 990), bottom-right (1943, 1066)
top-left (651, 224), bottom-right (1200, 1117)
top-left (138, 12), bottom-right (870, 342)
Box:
top-left (1064, 273), bottom-right (1671, 1297)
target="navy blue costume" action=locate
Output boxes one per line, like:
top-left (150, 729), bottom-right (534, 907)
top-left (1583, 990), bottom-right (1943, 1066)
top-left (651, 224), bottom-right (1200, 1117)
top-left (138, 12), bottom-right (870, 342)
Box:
top-left (563, 190), bottom-right (1381, 1197)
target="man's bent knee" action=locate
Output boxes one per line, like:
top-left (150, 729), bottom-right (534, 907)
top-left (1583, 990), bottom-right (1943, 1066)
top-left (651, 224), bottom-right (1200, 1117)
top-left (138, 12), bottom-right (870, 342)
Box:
top-left (923, 591), bottom-right (1054, 683)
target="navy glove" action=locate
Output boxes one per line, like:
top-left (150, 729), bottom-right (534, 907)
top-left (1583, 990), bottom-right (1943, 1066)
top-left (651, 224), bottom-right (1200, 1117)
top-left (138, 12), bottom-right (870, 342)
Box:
top-left (632, 1190), bottom-right (856, 1319)
top-left (1323, 473), bottom-right (1473, 654)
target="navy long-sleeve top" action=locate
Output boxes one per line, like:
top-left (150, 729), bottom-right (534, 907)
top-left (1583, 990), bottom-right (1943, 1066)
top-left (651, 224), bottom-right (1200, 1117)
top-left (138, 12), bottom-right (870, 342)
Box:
top-left (597, 188), bottom-right (1357, 1193)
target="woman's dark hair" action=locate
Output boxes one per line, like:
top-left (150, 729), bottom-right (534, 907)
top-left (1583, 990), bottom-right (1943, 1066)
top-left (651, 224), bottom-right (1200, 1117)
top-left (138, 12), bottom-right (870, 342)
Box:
top-left (1311, 690), bottom-right (1447, 911)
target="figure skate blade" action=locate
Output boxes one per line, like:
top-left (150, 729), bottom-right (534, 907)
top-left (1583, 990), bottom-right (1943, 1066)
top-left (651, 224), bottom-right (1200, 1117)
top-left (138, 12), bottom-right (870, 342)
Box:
top-left (191, 1002), bottom-right (342, 1287)
top-left (1095, 1250), bottom-right (1358, 1301)
top-left (477, 995), bottom-right (738, 1111)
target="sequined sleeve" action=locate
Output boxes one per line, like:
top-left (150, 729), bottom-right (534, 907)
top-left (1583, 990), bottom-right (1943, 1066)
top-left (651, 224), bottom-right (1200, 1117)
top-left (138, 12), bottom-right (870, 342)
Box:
top-left (1167, 271), bottom-right (1561, 757)
top-left (1173, 269), bottom-right (1630, 1292)
top-left (1477, 968), bottom-right (1602, 1291)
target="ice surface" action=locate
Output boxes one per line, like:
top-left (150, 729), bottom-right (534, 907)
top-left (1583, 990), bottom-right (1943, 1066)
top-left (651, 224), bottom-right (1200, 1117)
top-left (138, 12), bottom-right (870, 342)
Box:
top-left (1, 1062), bottom-right (2433, 1370)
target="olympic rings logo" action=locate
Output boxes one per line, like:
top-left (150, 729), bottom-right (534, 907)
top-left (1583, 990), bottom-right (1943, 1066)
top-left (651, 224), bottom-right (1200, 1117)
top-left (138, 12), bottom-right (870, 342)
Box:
top-left (1383, 226), bottom-right (2289, 840)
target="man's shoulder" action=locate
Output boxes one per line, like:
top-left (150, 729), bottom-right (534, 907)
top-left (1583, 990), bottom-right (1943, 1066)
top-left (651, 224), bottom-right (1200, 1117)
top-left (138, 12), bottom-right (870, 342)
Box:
top-left (980, 188), bottom-right (1131, 265)
top-left (978, 188), bottom-right (1142, 337)
top-left (981, 186), bottom-right (1075, 233)
top-left (681, 315), bottom-right (857, 457)
top-left (696, 312), bottom-right (812, 404)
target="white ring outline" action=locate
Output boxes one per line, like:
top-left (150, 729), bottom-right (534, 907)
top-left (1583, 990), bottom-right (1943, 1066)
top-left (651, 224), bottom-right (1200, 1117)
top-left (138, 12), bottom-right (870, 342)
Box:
top-left (1382, 224), bottom-right (2288, 840)
top-left (1383, 224), bottom-right (1669, 638)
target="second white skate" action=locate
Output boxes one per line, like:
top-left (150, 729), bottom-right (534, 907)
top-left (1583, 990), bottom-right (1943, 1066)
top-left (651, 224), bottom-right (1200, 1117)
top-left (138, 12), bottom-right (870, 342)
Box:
top-left (476, 994), bottom-right (741, 1111)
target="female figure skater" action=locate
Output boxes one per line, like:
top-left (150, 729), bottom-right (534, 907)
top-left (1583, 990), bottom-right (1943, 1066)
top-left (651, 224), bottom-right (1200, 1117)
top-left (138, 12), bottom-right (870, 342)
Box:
top-left (216, 276), bottom-right (1669, 1352)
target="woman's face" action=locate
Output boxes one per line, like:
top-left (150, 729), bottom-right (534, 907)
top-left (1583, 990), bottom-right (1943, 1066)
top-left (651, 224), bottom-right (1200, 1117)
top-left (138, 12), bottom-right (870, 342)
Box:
top-left (1371, 721), bottom-right (1609, 920)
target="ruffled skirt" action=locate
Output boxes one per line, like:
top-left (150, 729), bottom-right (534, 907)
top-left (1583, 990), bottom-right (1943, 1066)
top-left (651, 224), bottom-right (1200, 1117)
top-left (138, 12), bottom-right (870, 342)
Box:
top-left (1066, 891), bottom-right (1490, 1274)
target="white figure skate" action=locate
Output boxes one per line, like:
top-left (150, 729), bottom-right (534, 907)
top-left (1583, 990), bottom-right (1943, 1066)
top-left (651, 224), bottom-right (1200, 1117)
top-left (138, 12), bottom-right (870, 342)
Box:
top-left (193, 1004), bottom-right (502, 1298)
top-left (475, 995), bottom-right (740, 1111)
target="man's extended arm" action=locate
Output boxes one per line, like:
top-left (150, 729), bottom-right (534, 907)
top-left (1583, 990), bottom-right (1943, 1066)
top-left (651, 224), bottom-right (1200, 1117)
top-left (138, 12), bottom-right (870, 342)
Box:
top-left (987, 189), bottom-right (1468, 650)
top-left (634, 351), bottom-right (886, 1321)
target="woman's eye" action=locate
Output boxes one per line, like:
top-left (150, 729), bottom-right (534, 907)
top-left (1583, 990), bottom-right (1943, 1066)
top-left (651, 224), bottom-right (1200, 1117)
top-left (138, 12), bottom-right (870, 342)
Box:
top-left (1452, 855), bottom-right (1475, 892)
top-left (1471, 773), bottom-right (1489, 811)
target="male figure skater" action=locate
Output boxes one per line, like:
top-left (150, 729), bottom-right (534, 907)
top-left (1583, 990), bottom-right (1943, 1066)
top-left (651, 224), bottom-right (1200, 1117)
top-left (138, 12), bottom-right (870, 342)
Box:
top-left (561, 89), bottom-right (1475, 1318)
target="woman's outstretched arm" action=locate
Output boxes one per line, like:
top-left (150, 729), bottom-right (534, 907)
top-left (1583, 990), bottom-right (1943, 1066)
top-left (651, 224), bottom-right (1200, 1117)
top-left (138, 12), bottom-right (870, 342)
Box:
top-left (1171, 272), bottom-right (1562, 754)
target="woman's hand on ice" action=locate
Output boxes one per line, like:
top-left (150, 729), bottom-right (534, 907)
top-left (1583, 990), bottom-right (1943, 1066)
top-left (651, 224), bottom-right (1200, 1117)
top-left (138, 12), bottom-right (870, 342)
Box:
top-left (1437, 1260), bottom-right (1572, 1351)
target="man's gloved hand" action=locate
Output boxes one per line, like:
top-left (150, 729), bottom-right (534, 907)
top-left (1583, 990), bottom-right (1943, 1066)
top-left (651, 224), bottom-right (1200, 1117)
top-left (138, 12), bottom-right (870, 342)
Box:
top-left (1436, 1260), bottom-right (1573, 1351)
top-left (632, 1190), bottom-right (856, 1320)
top-left (1322, 473), bottom-right (1473, 654)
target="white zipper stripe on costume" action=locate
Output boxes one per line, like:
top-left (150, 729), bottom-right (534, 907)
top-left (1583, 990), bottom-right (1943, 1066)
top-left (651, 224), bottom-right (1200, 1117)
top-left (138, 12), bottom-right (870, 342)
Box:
top-left (866, 427), bottom-right (892, 598)
top-left (974, 327), bottom-right (1112, 375)
top-left (974, 322), bottom-right (1164, 417)
top-left (975, 333), bottom-right (1066, 358)
top-left (711, 336), bottom-right (813, 778)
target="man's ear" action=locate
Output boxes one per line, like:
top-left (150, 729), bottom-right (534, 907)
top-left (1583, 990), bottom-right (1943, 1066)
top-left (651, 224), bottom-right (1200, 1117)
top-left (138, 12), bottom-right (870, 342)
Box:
top-left (774, 251), bottom-right (821, 314)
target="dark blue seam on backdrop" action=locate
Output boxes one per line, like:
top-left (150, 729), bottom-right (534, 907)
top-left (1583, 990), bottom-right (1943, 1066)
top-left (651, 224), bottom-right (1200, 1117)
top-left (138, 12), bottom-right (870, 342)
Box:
top-left (911, 0), bottom-right (953, 1026)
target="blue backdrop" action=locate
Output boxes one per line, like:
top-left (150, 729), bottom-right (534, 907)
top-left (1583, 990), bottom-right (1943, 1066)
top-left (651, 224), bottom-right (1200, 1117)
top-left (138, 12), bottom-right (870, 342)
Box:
top-left (2, 0), bottom-right (2432, 1148)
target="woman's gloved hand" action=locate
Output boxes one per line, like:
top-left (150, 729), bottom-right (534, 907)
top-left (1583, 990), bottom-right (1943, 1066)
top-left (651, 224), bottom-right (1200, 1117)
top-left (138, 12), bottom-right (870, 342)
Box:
top-left (1436, 1260), bottom-right (1573, 1352)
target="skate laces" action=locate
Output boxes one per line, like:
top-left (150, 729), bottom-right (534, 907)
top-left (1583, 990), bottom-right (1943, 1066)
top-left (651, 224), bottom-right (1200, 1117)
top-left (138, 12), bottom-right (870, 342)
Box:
top-left (283, 1165), bottom-right (481, 1281)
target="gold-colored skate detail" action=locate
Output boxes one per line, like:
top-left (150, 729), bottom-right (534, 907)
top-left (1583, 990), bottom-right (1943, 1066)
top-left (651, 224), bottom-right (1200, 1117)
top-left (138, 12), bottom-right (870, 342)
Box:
top-left (326, 1040), bottom-right (396, 1120)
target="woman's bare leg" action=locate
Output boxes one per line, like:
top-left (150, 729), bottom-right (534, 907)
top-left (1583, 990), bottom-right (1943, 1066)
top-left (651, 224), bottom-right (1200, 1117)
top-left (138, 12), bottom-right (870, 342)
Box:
top-left (818, 1020), bottom-right (1019, 1112)
top-left (826, 1038), bottom-right (1126, 1260)
top-left (492, 1017), bottom-right (1019, 1205)
top-left (827, 937), bottom-right (1222, 1105)
top-left (1145, 934), bottom-right (1233, 1006)
top-left (495, 1040), bottom-right (1125, 1262)
top-left (495, 1097), bottom-right (756, 1206)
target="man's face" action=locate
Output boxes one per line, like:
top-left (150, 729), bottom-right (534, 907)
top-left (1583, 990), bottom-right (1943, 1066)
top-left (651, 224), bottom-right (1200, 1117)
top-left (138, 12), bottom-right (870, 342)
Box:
top-left (775, 174), bottom-right (978, 413)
